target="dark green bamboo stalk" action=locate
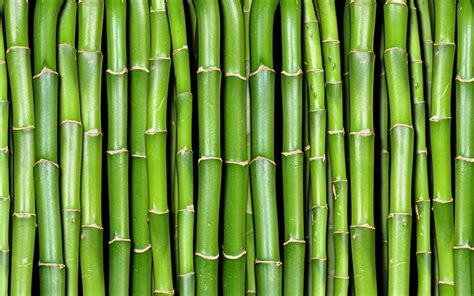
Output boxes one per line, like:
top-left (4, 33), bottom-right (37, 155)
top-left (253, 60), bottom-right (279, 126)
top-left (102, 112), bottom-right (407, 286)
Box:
top-left (78, 0), bottom-right (105, 293)
top-left (105, 0), bottom-right (130, 294)
top-left (303, 0), bottom-right (326, 294)
top-left (454, 0), bottom-right (473, 294)
top-left (146, 1), bottom-right (174, 294)
top-left (129, 0), bottom-right (152, 294)
top-left (194, 1), bottom-right (222, 295)
top-left (316, 0), bottom-right (350, 294)
top-left (221, 0), bottom-right (248, 294)
top-left (5, 1), bottom-right (36, 294)
top-left (348, 0), bottom-right (377, 294)
top-left (430, 0), bottom-right (456, 293)
top-left (249, 0), bottom-right (281, 294)
top-left (280, 0), bottom-right (305, 294)
top-left (342, 0), bottom-right (351, 132)
top-left (415, 0), bottom-right (433, 110)
top-left (167, 0), bottom-right (195, 294)
top-left (0, 2), bottom-right (9, 294)
top-left (58, 1), bottom-right (82, 295)
top-left (408, 0), bottom-right (432, 294)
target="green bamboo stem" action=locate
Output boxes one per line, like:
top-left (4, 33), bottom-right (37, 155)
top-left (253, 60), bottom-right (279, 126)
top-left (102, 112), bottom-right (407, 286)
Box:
top-left (5, 1), bottom-right (36, 294)
top-left (280, 1), bottom-right (305, 294)
top-left (146, 1), bottom-right (174, 294)
top-left (303, 69), bottom-right (312, 296)
top-left (348, 0), bottom-right (377, 294)
top-left (316, 0), bottom-right (350, 294)
top-left (78, 0), bottom-right (105, 293)
top-left (454, 0), bottom-right (473, 294)
top-left (326, 159), bottom-right (334, 295)
top-left (415, 0), bottom-right (433, 111)
top-left (167, 0), bottom-right (195, 294)
top-left (58, 1), bottom-right (81, 295)
top-left (249, 0), bottom-right (281, 294)
top-left (194, 1), bottom-right (222, 294)
top-left (0, 3), bottom-right (9, 294)
top-left (129, 0), bottom-right (152, 294)
top-left (408, 0), bottom-right (432, 294)
top-left (430, 0), bottom-right (456, 293)
top-left (342, 0), bottom-right (351, 141)
top-left (245, 193), bottom-right (256, 295)
top-left (303, 1), bottom-right (327, 294)
top-left (221, 0), bottom-right (248, 294)
top-left (105, 0), bottom-right (130, 294)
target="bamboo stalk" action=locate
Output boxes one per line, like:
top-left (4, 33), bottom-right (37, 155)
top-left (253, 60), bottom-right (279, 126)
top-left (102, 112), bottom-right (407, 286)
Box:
top-left (316, 0), bottom-right (350, 294)
top-left (221, 0), bottom-right (248, 294)
top-left (454, 0), bottom-right (473, 294)
top-left (58, 1), bottom-right (82, 295)
top-left (348, 0), bottom-right (377, 293)
top-left (146, 1), bottom-right (174, 294)
top-left (342, 0), bottom-right (351, 132)
top-left (430, 0), bottom-right (456, 293)
top-left (415, 0), bottom-right (433, 110)
top-left (78, 0), bottom-right (105, 293)
top-left (5, 1), bottom-right (36, 294)
top-left (0, 2), bottom-right (9, 294)
top-left (249, 0), bottom-right (281, 293)
top-left (129, 0), bottom-right (152, 294)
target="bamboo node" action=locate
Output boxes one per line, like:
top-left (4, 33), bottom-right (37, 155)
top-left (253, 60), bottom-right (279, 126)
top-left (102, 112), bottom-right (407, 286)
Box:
top-left (62, 208), bottom-right (80, 213)
top-left (281, 149), bottom-right (303, 157)
top-left (433, 41), bottom-right (455, 46)
top-left (384, 48), bottom-right (408, 55)
top-left (283, 238), bottom-right (306, 246)
top-left (179, 204), bottom-right (195, 213)
top-left (247, 290), bottom-right (256, 294)
top-left (38, 262), bottom-right (66, 269)
top-left (306, 68), bottom-right (324, 74)
top-left (77, 50), bottom-right (103, 55)
top-left (178, 272), bottom-right (195, 278)
top-left (81, 223), bottom-right (103, 230)
top-left (198, 156), bottom-right (222, 164)
top-left (153, 290), bottom-right (175, 295)
top-left (34, 158), bottom-right (60, 169)
top-left (250, 156), bottom-right (276, 166)
top-left (250, 64), bottom-right (275, 76)
top-left (456, 155), bottom-right (474, 163)
top-left (224, 71), bottom-right (246, 80)
top-left (304, 19), bottom-right (319, 24)
top-left (326, 80), bottom-right (343, 85)
top-left (60, 119), bottom-right (82, 126)
top-left (429, 115), bottom-right (451, 122)
top-left (12, 125), bottom-right (35, 131)
top-left (423, 39), bottom-right (433, 44)
top-left (349, 49), bottom-right (375, 55)
top-left (0, 147), bottom-right (8, 153)
top-left (150, 7), bottom-right (166, 13)
top-left (333, 231), bottom-right (349, 235)
top-left (438, 280), bottom-right (455, 286)
top-left (6, 45), bottom-right (30, 54)
top-left (432, 198), bottom-right (453, 204)
top-left (410, 59), bottom-right (423, 64)
top-left (13, 212), bottom-right (36, 218)
top-left (350, 223), bottom-right (376, 230)
top-left (172, 45), bottom-right (189, 56)
top-left (281, 69), bottom-right (303, 77)
top-left (381, 149), bottom-right (390, 154)
top-left (309, 108), bottom-right (325, 113)
top-left (145, 128), bottom-right (167, 135)
top-left (106, 147), bottom-right (129, 155)
top-left (349, 129), bottom-right (373, 137)
top-left (415, 250), bottom-right (432, 254)
top-left (149, 209), bottom-right (170, 215)
top-left (255, 259), bottom-right (282, 266)
top-left (334, 275), bottom-right (350, 280)
top-left (453, 244), bottom-right (470, 250)
top-left (311, 204), bottom-right (328, 210)
top-left (58, 43), bottom-right (76, 50)
top-left (311, 256), bottom-right (328, 261)
top-left (0, 249), bottom-right (9, 253)
top-left (149, 56), bottom-right (171, 61)
top-left (331, 178), bottom-right (348, 184)
top-left (195, 252), bottom-right (219, 260)
top-left (321, 39), bottom-right (340, 44)
top-left (222, 250), bottom-right (246, 260)
top-left (0, 195), bottom-right (10, 201)
top-left (304, 145), bottom-right (311, 151)
top-left (177, 147), bottom-right (192, 155)
top-left (133, 244), bottom-right (152, 253)
top-left (416, 149), bottom-right (428, 155)
top-left (224, 159), bottom-right (249, 166)
top-left (197, 66), bottom-right (221, 74)
top-left (108, 237), bottom-right (131, 245)
top-left (84, 129), bottom-right (102, 136)
top-left (328, 129), bottom-right (345, 135)
top-left (129, 66), bottom-right (149, 72)
top-left (455, 74), bottom-right (474, 83)
top-left (309, 155), bottom-right (326, 162)
top-left (390, 123), bottom-right (413, 131)
top-left (387, 212), bottom-right (412, 218)
top-left (33, 67), bottom-right (59, 79)
top-left (106, 67), bottom-right (128, 75)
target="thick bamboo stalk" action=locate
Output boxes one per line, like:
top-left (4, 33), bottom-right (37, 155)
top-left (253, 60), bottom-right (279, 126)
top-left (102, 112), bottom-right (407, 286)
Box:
top-left (454, 0), bottom-right (473, 294)
top-left (221, 0), bottom-right (248, 294)
top-left (408, 0), bottom-right (432, 294)
top-left (303, 0), bottom-right (327, 294)
top-left (0, 2), bottom-right (9, 294)
top-left (167, 1), bottom-right (194, 293)
top-left (249, 0), bottom-right (281, 294)
top-left (316, 0), bottom-right (350, 294)
top-left (5, 1), bottom-right (36, 294)
top-left (348, 0), bottom-right (377, 293)
top-left (129, 0), bottom-right (152, 294)
top-left (58, 2), bottom-right (82, 295)
top-left (146, 1), bottom-right (174, 294)
top-left (78, 1), bottom-right (105, 293)
top-left (430, 0), bottom-right (456, 293)
top-left (194, 1), bottom-right (222, 294)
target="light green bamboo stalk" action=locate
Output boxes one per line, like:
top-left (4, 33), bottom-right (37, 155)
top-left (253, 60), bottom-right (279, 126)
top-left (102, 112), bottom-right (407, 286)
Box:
top-left (146, 1), bottom-right (174, 294)
top-left (315, 0), bottom-right (350, 294)
top-left (430, 0), bottom-right (456, 293)
top-left (58, 1), bottom-right (82, 295)
top-left (129, 1), bottom-right (152, 294)
top-left (303, 0), bottom-right (327, 294)
top-left (249, 0), bottom-right (281, 294)
top-left (348, 0), bottom-right (377, 294)
top-left (78, 0), bottom-right (105, 293)
top-left (0, 2), bottom-right (9, 294)
top-left (221, 0), bottom-right (248, 294)
top-left (342, 0), bottom-right (351, 132)
top-left (5, 1), bottom-right (36, 294)
top-left (326, 158), bottom-right (334, 295)
top-left (454, 0), bottom-right (473, 294)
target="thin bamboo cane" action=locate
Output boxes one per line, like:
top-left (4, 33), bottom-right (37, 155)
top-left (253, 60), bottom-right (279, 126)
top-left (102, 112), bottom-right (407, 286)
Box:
top-left (78, 0), bottom-right (105, 293)
top-left (415, 0), bottom-right (433, 111)
top-left (454, 0), bottom-right (473, 294)
top-left (146, 1), bottom-right (174, 294)
top-left (5, 1), bottom-right (36, 294)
